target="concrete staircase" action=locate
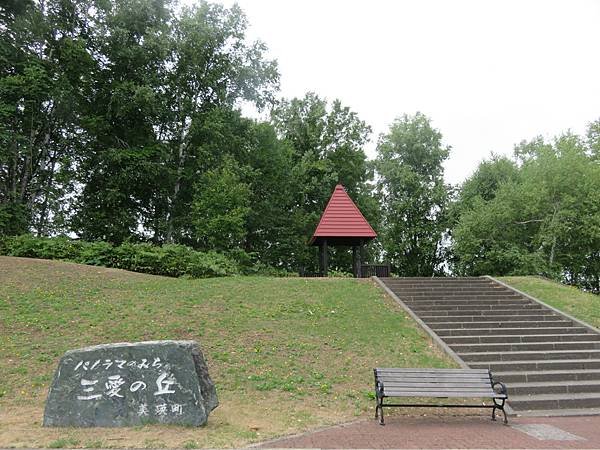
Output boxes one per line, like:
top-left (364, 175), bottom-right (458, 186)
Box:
top-left (379, 276), bottom-right (600, 416)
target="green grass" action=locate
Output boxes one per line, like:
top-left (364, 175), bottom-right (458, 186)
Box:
top-left (48, 438), bottom-right (80, 448)
top-left (0, 256), bottom-right (452, 448)
top-left (499, 276), bottom-right (600, 328)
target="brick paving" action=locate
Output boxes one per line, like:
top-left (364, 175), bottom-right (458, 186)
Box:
top-left (258, 414), bottom-right (600, 449)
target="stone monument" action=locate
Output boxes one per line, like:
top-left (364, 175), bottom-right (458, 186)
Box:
top-left (43, 340), bottom-right (218, 427)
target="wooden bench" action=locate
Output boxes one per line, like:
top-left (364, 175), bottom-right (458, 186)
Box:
top-left (373, 368), bottom-right (508, 425)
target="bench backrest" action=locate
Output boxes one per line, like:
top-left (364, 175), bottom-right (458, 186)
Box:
top-left (374, 368), bottom-right (497, 398)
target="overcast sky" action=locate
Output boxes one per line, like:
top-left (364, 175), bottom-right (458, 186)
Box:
top-left (214, 0), bottom-right (600, 184)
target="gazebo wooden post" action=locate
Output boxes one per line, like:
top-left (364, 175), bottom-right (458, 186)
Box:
top-left (319, 239), bottom-right (328, 277)
top-left (358, 239), bottom-right (363, 278)
top-left (352, 240), bottom-right (362, 278)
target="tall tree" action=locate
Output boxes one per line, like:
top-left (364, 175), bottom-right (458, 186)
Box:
top-left (0, 0), bottom-right (95, 235)
top-left (374, 112), bottom-right (450, 276)
top-left (588, 118), bottom-right (600, 160)
top-left (191, 157), bottom-right (250, 252)
top-left (271, 93), bottom-right (376, 271)
top-left (72, 0), bottom-right (279, 244)
top-left (451, 126), bottom-right (600, 292)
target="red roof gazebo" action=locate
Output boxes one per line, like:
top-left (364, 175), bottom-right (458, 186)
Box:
top-left (310, 184), bottom-right (377, 277)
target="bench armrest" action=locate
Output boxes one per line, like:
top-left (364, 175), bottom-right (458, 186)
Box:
top-left (375, 380), bottom-right (385, 398)
top-left (492, 381), bottom-right (508, 397)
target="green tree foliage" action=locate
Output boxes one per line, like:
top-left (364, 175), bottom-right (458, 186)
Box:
top-left (70, 0), bottom-right (279, 244)
top-left (0, 0), bottom-right (95, 235)
top-left (271, 93), bottom-right (376, 271)
top-left (452, 124), bottom-right (600, 292)
top-left (239, 122), bottom-right (297, 268)
top-left (374, 113), bottom-right (450, 276)
top-left (588, 118), bottom-right (600, 160)
top-left (12, 0), bottom-right (597, 288)
top-left (2, 0), bottom-right (379, 274)
top-left (0, 234), bottom-right (239, 277)
top-left (0, 0), bottom-right (280, 243)
top-left (453, 155), bottom-right (519, 209)
top-left (191, 158), bottom-right (250, 252)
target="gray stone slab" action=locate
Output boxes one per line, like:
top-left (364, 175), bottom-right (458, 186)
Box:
top-left (511, 423), bottom-right (585, 441)
top-left (43, 340), bottom-right (218, 427)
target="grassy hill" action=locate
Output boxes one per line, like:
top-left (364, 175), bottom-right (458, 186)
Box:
top-left (499, 276), bottom-right (600, 328)
top-left (0, 257), bottom-right (452, 448)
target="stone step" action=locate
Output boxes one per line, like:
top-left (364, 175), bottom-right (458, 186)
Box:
top-left (435, 326), bottom-right (590, 337)
top-left (470, 358), bottom-right (600, 372)
top-left (398, 286), bottom-right (522, 297)
top-left (390, 286), bottom-right (509, 293)
top-left (417, 309), bottom-right (552, 317)
top-left (383, 276), bottom-right (485, 279)
top-left (509, 392), bottom-right (600, 410)
top-left (384, 283), bottom-right (492, 289)
top-left (460, 349), bottom-right (600, 362)
top-left (411, 304), bottom-right (543, 312)
top-left (384, 278), bottom-right (491, 283)
top-left (388, 285), bottom-right (496, 290)
top-left (404, 299), bottom-right (527, 305)
top-left (508, 380), bottom-right (600, 396)
top-left (381, 276), bottom-right (486, 282)
top-left (452, 341), bottom-right (600, 353)
top-left (398, 293), bottom-right (523, 300)
top-left (495, 369), bottom-right (600, 384)
top-left (428, 319), bottom-right (573, 330)
top-left (403, 299), bottom-right (530, 307)
top-left (403, 299), bottom-right (526, 304)
top-left (422, 314), bottom-right (560, 323)
top-left (445, 334), bottom-right (600, 345)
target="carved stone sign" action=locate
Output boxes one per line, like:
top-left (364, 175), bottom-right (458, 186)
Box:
top-left (43, 340), bottom-right (218, 427)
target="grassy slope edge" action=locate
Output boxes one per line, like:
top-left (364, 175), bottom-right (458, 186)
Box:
top-left (499, 276), bottom-right (600, 328)
top-left (0, 256), bottom-right (453, 448)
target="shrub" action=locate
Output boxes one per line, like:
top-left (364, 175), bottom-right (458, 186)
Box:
top-left (247, 262), bottom-right (296, 277)
top-left (185, 251), bottom-right (239, 278)
top-left (2, 234), bottom-right (82, 259)
top-left (0, 235), bottom-right (239, 278)
top-left (77, 241), bottom-right (114, 267)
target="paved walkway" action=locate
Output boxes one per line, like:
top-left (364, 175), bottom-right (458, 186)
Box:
top-left (258, 414), bottom-right (600, 449)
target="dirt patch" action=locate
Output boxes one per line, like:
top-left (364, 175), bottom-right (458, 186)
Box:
top-left (0, 394), bottom-right (360, 448)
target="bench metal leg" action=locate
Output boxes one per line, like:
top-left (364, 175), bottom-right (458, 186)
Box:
top-left (491, 381), bottom-right (509, 425)
top-left (492, 398), bottom-right (508, 425)
top-left (375, 396), bottom-right (385, 425)
top-left (374, 378), bottom-right (385, 425)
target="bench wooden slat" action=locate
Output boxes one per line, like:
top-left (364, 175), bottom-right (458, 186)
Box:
top-left (377, 374), bottom-right (490, 379)
top-left (383, 386), bottom-right (496, 392)
top-left (377, 372), bottom-right (490, 380)
top-left (377, 375), bottom-right (491, 381)
top-left (384, 388), bottom-right (496, 394)
top-left (376, 370), bottom-right (490, 375)
top-left (375, 368), bottom-right (490, 374)
top-left (384, 390), bottom-right (505, 398)
top-left (382, 382), bottom-right (495, 388)
top-left (378, 378), bottom-right (491, 384)
top-left (379, 376), bottom-right (491, 381)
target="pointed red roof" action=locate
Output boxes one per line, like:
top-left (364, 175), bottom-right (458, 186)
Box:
top-left (309, 184), bottom-right (377, 245)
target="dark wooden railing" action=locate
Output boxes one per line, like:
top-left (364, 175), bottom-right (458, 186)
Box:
top-left (299, 264), bottom-right (391, 278)
top-left (360, 263), bottom-right (391, 278)
top-left (298, 268), bottom-right (324, 277)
